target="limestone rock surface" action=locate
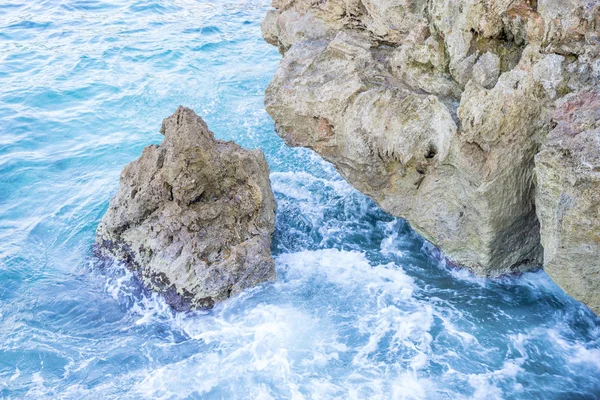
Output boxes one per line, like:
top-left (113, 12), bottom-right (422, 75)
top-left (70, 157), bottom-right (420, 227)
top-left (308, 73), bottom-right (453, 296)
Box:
top-left (535, 88), bottom-right (600, 315)
top-left (96, 107), bottom-right (276, 310)
top-left (262, 0), bottom-right (600, 312)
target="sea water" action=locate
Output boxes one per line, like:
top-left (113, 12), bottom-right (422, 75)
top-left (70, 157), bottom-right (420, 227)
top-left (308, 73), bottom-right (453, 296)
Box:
top-left (0, 1), bottom-right (599, 399)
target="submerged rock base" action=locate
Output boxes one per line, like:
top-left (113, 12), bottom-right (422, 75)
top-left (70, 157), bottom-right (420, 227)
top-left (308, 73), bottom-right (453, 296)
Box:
top-left (96, 107), bottom-right (276, 311)
top-left (262, 0), bottom-right (600, 313)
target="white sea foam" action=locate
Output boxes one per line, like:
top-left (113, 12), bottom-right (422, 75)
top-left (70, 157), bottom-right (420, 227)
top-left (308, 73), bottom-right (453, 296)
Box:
top-left (2, 0), bottom-right (599, 398)
top-left (95, 249), bottom-right (437, 399)
top-left (90, 237), bottom-right (600, 400)
top-left (546, 328), bottom-right (600, 371)
top-left (9, 368), bottom-right (20, 382)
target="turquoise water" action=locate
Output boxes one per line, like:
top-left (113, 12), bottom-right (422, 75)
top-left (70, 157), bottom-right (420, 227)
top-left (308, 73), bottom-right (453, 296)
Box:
top-left (0, 0), bottom-right (599, 398)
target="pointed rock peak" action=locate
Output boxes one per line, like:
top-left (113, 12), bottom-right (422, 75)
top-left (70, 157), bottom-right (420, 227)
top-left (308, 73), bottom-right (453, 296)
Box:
top-left (159, 106), bottom-right (214, 142)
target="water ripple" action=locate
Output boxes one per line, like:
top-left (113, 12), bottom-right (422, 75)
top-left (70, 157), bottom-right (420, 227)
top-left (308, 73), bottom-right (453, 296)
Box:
top-left (0, 0), bottom-right (599, 399)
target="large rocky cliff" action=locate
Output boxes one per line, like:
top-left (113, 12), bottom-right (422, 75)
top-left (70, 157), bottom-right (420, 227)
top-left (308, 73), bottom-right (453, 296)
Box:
top-left (261, 0), bottom-right (600, 314)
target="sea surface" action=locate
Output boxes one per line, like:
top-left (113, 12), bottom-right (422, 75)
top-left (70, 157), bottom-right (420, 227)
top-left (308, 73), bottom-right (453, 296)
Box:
top-left (0, 1), bottom-right (599, 399)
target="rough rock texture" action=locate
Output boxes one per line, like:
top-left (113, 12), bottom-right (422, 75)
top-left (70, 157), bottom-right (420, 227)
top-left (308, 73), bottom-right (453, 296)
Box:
top-left (96, 107), bottom-right (276, 311)
top-left (262, 0), bottom-right (600, 311)
top-left (535, 88), bottom-right (600, 315)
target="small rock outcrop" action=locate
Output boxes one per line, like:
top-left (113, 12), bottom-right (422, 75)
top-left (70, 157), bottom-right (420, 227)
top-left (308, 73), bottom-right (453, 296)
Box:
top-left (262, 0), bottom-right (600, 313)
top-left (96, 107), bottom-right (276, 310)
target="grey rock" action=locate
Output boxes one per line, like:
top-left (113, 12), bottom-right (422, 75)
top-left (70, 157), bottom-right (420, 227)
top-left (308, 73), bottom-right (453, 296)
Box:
top-left (472, 52), bottom-right (500, 89)
top-left (262, 0), bottom-right (600, 312)
top-left (96, 107), bottom-right (276, 310)
top-left (535, 88), bottom-right (600, 315)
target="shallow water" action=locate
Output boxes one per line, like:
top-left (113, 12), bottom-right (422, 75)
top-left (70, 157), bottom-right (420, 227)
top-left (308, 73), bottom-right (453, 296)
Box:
top-left (0, 0), bottom-right (599, 399)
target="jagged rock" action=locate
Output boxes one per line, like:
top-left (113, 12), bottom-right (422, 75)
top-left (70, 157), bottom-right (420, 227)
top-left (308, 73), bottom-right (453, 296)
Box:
top-left (96, 107), bottom-right (276, 311)
top-left (472, 52), bottom-right (500, 89)
top-left (535, 88), bottom-right (600, 315)
top-left (262, 0), bottom-right (600, 311)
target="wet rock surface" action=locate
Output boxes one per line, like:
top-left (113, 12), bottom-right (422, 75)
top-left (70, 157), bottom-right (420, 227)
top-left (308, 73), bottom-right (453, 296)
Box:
top-left (262, 0), bottom-right (600, 311)
top-left (96, 107), bottom-right (276, 310)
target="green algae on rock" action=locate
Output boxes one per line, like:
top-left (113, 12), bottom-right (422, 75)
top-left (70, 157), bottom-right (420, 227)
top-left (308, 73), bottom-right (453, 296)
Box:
top-left (95, 107), bottom-right (276, 310)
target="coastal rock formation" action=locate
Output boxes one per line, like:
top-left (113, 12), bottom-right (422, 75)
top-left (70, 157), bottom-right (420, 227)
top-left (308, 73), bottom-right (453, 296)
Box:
top-left (262, 0), bottom-right (600, 312)
top-left (535, 88), bottom-right (600, 315)
top-left (96, 107), bottom-right (276, 310)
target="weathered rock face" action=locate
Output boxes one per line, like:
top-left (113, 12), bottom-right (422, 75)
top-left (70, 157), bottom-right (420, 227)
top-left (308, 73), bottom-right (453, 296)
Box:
top-left (262, 0), bottom-right (600, 311)
top-left (96, 107), bottom-right (276, 311)
top-left (535, 88), bottom-right (600, 315)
